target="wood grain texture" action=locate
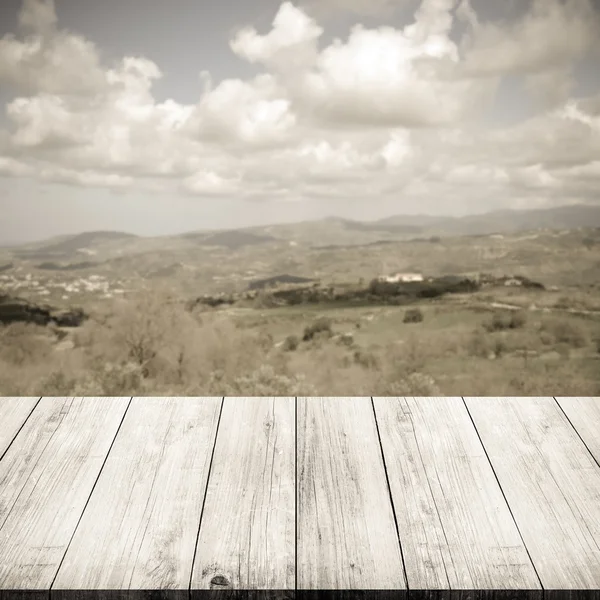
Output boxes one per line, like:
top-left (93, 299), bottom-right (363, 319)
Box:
top-left (297, 397), bottom-right (405, 590)
top-left (0, 397), bottom-right (129, 590)
top-left (0, 398), bottom-right (39, 458)
top-left (373, 397), bottom-right (540, 591)
top-left (555, 397), bottom-right (600, 466)
top-left (53, 397), bottom-right (222, 590)
top-left (465, 397), bottom-right (600, 590)
top-left (191, 397), bottom-right (295, 591)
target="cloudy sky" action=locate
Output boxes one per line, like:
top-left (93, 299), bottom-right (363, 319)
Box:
top-left (0, 0), bottom-right (599, 243)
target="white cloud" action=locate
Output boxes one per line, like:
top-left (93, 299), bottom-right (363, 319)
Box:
top-left (0, 0), bottom-right (599, 216)
top-left (445, 163), bottom-right (509, 185)
top-left (185, 74), bottom-right (297, 148)
top-left (509, 163), bottom-right (561, 190)
top-left (524, 67), bottom-right (574, 111)
top-left (0, 0), bottom-right (106, 95)
top-left (4, 52), bottom-right (200, 178)
top-left (381, 130), bottom-right (413, 167)
top-left (182, 170), bottom-right (242, 197)
top-left (298, 24), bottom-right (481, 127)
top-left (39, 166), bottom-right (133, 189)
top-left (0, 156), bottom-right (33, 177)
top-left (460, 0), bottom-right (600, 77)
top-left (7, 94), bottom-right (86, 148)
top-left (18, 0), bottom-right (57, 34)
top-left (232, 0), bottom-right (496, 128)
top-left (231, 2), bottom-right (323, 71)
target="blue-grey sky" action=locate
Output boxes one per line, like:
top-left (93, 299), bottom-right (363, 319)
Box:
top-left (0, 0), bottom-right (599, 243)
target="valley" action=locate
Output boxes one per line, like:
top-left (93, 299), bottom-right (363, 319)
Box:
top-left (1, 204), bottom-right (599, 397)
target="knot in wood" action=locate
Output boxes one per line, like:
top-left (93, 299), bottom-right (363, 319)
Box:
top-left (210, 575), bottom-right (232, 589)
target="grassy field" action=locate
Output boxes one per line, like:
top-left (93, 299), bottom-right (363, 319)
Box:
top-left (1, 225), bottom-right (599, 397)
top-left (1, 286), bottom-right (599, 397)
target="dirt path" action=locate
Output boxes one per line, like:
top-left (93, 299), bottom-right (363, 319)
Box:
top-left (484, 301), bottom-right (600, 317)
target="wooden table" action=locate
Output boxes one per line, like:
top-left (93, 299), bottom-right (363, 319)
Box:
top-left (0, 397), bottom-right (599, 599)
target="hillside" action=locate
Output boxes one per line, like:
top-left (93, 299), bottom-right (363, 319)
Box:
top-left (3, 204), bottom-right (600, 256)
top-left (247, 204), bottom-right (600, 245)
top-left (13, 231), bottom-right (139, 260)
top-left (184, 230), bottom-right (277, 250)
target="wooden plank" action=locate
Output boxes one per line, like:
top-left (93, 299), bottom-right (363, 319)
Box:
top-left (465, 397), bottom-right (600, 590)
top-left (53, 397), bottom-right (222, 591)
top-left (297, 397), bottom-right (405, 590)
top-left (373, 397), bottom-right (541, 591)
top-left (0, 398), bottom-right (39, 458)
top-left (0, 397), bottom-right (129, 590)
top-left (191, 397), bottom-right (295, 591)
top-left (556, 397), bottom-right (600, 467)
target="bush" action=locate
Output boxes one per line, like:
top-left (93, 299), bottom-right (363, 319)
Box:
top-left (337, 332), bottom-right (354, 347)
top-left (353, 349), bottom-right (380, 369)
top-left (509, 311), bottom-right (527, 329)
top-left (484, 311), bottom-right (526, 332)
top-left (303, 317), bottom-right (333, 341)
top-left (283, 335), bottom-right (299, 351)
top-left (468, 329), bottom-right (492, 358)
top-left (379, 372), bottom-right (441, 396)
top-left (493, 338), bottom-right (507, 358)
top-left (483, 313), bottom-right (506, 332)
top-left (216, 364), bottom-right (317, 396)
top-left (0, 322), bottom-right (53, 366)
top-left (540, 318), bottom-right (588, 348)
top-left (403, 308), bottom-right (424, 323)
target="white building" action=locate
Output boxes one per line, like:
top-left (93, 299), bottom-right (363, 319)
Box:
top-left (379, 272), bottom-right (424, 283)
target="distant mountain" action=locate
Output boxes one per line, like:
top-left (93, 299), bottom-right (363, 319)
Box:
top-left (15, 231), bottom-right (138, 259)
top-left (447, 204), bottom-right (600, 236)
top-left (240, 204), bottom-right (600, 247)
top-left (377, 204), bottom-right (600, 237)
top-left (374, 214), bottom-right (450, 229)
top-left (5, 204), bottom-right (600, 256)
top-left (337, 218), bottom-right (423, 234)
top-left (185, 230), bottom-right (277, 250)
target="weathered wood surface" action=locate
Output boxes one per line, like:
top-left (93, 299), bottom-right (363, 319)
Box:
top-left (192, 397), bottom-right (295, 590)
top-left (54, 397), bottom-right (222, 590)
top-left (1, 396), bottom-right (600, 596)
top-left (555, 397), bottom-right (600, 466)
top-left (0, 398), bottom-right (39, 458)
top-left (465, 397), bottom-right (600, 590)
top-left (297, 397), bottom-right (405, 590)
top-left (0, 397), bottom-right (130, 589)
top-left (373, 397), bottom-right (541, 591)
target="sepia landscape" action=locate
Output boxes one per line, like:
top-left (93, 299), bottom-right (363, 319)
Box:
top-left (1, 0), bottom-right (600, 396)
top-left (1, 203), bottom-right (599, 396)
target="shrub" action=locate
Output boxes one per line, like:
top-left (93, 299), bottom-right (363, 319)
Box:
top-left (353, 349), bottom-right (380, 369)
top-left (493, 338), bottom-right (507, 358)
top-left (379, 372), bottom-right (441, 396)
top-left (403, 308), bottom-right (424, 323)
top-left (484, 311), bottom-right (526, 332)
top-left (337, 332), bottom-right (354, 347)
top-left (215, 364), bottom-right (317, 396)
top-left (483, 313), bottom-right (506, 332)
top-left (283, 335), bottom-right (299, 351)
top-left (303, 317), bottom-right (333, 341)
top-left (0, 322), bottom-right (53, 366)
top-left (468, 329), bottom-right (492, 358)
top-left (509, 311), bottom-right (527, 329)
top-left (540, 318), bottom-right (588, 348)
